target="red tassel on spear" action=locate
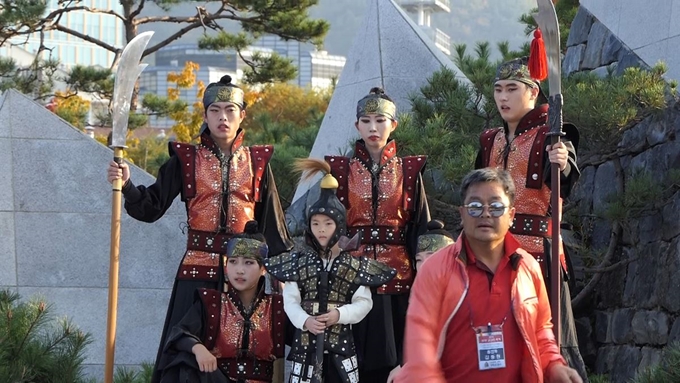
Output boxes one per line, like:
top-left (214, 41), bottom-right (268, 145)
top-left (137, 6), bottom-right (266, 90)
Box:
top-left (529, 28), bottom-right (548, 81)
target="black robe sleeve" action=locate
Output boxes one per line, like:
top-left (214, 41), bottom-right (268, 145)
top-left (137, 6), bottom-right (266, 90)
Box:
top-left (255, 165), bottom-right (294, 256)
top-left (406, 173), bottom-right (431, 260)
top-left (121, 154), bottom-right (182, 223)
top-left (474, 149), bottom-right (484, 170)
top-left (543, 123), bottom-right (581, 199)
top-left (164, 300), bottom-right (205, 354)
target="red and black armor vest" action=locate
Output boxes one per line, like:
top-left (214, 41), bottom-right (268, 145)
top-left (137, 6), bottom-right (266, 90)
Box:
top-left (198, 288), bottom-right (285, 382)
top-left (170, 132), bottom-right (273, 281)
top-left (326, 140), bottom-right (425, 294)
top-left (478, 104), bottom-right (566, 271)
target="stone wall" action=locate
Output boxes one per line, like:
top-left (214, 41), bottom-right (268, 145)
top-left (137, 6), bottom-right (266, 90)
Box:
top-left (559, 7), bottom-right (680, 381)
top-left (569, 101), bottom-right (680, 381)
top-left (563, 7), bottom-right (649, 78)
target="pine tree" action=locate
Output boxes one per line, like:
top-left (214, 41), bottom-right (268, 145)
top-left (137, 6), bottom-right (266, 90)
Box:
top-left (0, 289), bottom-right (92, 383)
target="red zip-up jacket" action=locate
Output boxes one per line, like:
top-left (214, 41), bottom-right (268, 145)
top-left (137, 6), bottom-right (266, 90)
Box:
top-left (396, 232), bottom-right (566, 383)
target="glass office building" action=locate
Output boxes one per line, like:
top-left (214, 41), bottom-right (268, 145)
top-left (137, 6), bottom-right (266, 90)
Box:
top-left (0, 0), bottom-right (124, 68)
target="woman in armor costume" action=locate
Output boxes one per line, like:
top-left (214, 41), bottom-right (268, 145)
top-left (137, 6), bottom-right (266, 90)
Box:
top-left (324, 87), bottom-right (430, 382)
top-left (266, 159), bottom-right (396, 383)
top-left (159, 221), bottom-right (287, 383)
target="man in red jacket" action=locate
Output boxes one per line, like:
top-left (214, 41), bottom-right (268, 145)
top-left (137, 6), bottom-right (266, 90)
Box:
top-left (396, 168), bottom-right (581, 383)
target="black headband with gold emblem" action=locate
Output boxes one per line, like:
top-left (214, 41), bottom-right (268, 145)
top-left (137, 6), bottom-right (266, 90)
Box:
top-left (225, 221), bottom-right (268, 263)
top-left (494, 57), bottom-right (539, 89)
top-left (356, 87), bottom-right (397, 120)
top-left (203, 75), bottom-right (246, 110)
top-left (417, 220), bottom-right (455, 253)
top-left (226, 237), bottom-right (268, 262)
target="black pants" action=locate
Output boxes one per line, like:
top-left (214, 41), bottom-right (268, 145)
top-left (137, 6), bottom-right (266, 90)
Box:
top-left (560, 279), bottom-right (589, 383)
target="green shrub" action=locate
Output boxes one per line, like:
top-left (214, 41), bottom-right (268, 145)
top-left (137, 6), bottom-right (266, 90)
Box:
top-left (631, 342), bottom-right (680, 383)
top-left (0, 289), bottom-right (92, 383)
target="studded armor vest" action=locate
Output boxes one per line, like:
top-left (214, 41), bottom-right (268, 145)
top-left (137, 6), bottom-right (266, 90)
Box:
top-left (265, 246), bottom-right (395, 383)
top-left (479, 105), bottom-right (566, 272)
top-left (326, 140), bottom-right (425, 295)
top-left (171, 132), bottom-right (272, 281)
top-left (198, 288), bottom-right (285, 382)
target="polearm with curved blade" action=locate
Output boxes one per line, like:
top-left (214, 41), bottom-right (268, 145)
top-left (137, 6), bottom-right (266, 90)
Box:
top-left (105, 31), bottom-right (154, 383)
top-left (533, 0), bottom-right (563, 347)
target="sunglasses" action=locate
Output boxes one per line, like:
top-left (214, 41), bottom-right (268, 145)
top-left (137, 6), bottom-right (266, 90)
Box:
top-left (463, 201), bottom-right (508, 218)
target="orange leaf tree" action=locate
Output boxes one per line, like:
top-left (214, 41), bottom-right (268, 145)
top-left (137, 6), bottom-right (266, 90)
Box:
top-left (51, 91), bottom-right (91, 130)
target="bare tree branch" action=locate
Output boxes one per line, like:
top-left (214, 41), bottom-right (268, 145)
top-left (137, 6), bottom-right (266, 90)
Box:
top-left (43, 5), bottom-right (126, 24)
top-left (574, 257), bottom-right (637, 274)
top-left (54, 25), bottom-right (118, 52)
top-left (572, 157), bottom-right (625, 310)
top-left (128, 0), bottom-right (146, 20)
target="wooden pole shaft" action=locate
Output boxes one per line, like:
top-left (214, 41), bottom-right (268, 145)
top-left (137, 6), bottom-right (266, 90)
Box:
top-left (550, 136), bottom-right (562, 349)
top-left (105, 147), bottom-right (124, 383)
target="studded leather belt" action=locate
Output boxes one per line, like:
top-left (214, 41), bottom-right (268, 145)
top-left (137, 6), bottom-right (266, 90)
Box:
top-left (217, 357), bottom-right (274, 382)
top-left (301, 300), bottom-right (343, 315)
top-left (348, 225), bottom-right (406, 245)
top-left (186, 229), bottom-right (232, 253)
top-left (511, 214), bottom-right (552, 238)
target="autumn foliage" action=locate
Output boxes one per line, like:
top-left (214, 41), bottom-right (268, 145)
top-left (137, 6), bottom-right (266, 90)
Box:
top-left (242, 83), bottom-right (331, 132)
top-left (166, 62), bottom-right (206, 143)
top-left (50, 91), bottom-right (91, 129)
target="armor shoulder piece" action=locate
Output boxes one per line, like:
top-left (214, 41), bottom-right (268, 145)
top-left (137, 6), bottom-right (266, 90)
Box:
top-left (264, 251), bottom-right (301, 282)
top-left (402, 155), bottom-right (427, 211)
top-left (196, 288), bottom-right (221, 350)
top-left (325, 155), bottom-right (350, 207)
top-left (479, 128), bottom-right (502, 168)
top-left (169, 141), bottom-right (197, 199)
top-left (526, 125), bottom-right (550, 189)
top-left (354, 256), bottom-right (397, 287)
top-left (249, 145), bottom-right (274, 202)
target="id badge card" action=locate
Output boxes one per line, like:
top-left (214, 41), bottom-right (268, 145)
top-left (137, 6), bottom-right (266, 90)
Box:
top-left (474, 323), bottom-right (506, 370)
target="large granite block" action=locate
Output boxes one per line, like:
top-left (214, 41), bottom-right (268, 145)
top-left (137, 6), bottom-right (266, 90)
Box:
top-left (6, 90), bottom-right (86, 141)
top-left (563, 44), bottom-right (586, 76)
top-left (632, 40), bottom-right (668, 72)
top-left (659, 35), bottom-right (680, 82)
top-left (566, 7), bottom-right (595, 47)
top-left (107, 288), bottom-right (169, 364)
top-left (0, 212), bottom-right (16, 287)
top-left (17, 287), bottom-right (169, 367)
top-left (581, 0), bottom-right (621, 35)
top-left (617, 0), bottom-right (672, 50)
top-left (0, 138), bottom-right (13, 211)
top-left (334, 3), bottom-right (381, 86)
top-left (12, 139), bottom-right (117, 214)
top-left (581, 22), bottom-right (609, 69)
top-left (15, 211), bottom-right (185, 289)
top-left (671, 0), bottom-right (680, 39)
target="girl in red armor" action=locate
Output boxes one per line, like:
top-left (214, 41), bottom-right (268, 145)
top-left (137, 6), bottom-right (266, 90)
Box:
top-left (158, 221), bottom-right (286, 383)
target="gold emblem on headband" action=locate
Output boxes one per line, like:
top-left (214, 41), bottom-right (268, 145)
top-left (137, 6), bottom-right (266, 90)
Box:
top-left (363, 98), bottom-right (381, 114)
top-left (357, 97), bottom-right (396, 119)
top-left (495, 59), bottom-right (537, 87)
top-left (417, 234), bottom-right (454, 253)
top-left (227, 238), bottom-right (267, 260)
top-left (214, 87), bottom-right (244, 106)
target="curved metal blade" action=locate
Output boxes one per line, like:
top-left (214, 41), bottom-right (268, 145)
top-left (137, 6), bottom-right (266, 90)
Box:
top-left (533, 0), bottom-right (561, 96)
top-left (110, 31), bottom-right (154, 148)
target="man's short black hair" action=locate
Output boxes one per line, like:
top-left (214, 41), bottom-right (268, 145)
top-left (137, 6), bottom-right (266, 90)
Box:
top-left (460, 168), bottom-right (516, 205)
